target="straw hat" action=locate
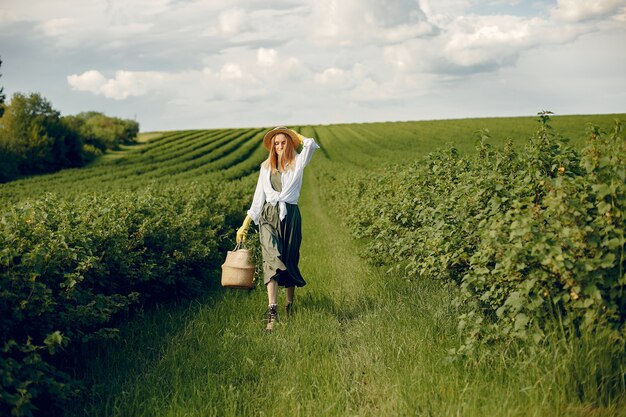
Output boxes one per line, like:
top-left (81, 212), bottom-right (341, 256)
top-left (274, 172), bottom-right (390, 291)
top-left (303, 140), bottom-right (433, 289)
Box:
top-left (263, 126), bottom-right (301, 151)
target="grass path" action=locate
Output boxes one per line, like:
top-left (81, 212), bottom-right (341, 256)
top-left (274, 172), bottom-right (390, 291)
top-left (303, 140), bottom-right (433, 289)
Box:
top-left (71, 154), bottom-right (625, 417)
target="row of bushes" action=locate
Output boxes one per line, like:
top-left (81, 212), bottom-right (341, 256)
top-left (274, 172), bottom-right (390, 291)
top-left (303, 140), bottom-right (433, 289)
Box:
top-left (330, 114), bottom-right (625, 353)
top-left (0, 178), bottom-right (252, 416)
top-left (0, 92), bottom-right (139, 182)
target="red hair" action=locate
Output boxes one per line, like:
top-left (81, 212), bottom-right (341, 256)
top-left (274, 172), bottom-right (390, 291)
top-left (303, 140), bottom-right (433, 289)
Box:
top-left (263, 133), bottom-right (296, 173)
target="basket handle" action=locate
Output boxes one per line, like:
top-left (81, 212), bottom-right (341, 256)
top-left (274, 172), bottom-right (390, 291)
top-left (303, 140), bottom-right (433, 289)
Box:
top-left (234, 241), bottom-right (247, 251)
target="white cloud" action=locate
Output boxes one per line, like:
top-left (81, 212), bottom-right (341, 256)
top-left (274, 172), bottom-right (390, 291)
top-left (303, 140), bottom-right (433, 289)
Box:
top-left (314, 67), bottom-right (348, 85)
top-left (3, 0), bottom-right (624, 130)
top-left (487, 0), bottom-right (522, 5)
top-left (383, 42), bottom-right (424, 72)
top-left (102, 71), bottom-right (167, 100)
top-left (219, 63), bottom-right (244, 80)
top-left (0, 9), bottom-right (14, 23)
top-left (37, 17), bottom-right (75, 37)
top-left (251, 49), bottom-right (311, 83)
top-left (66, 70), bottom-right (108, 95)
top-left (68, 70), bottom-right (167, 100)
top-left (257, 48), bottom-right (277, 66)
top-left (311, 0), bottom-right (437, 46)
top-left (443, 15), bottom-right (543, 68)
top-left (384, 0), bottom-right (615, 75)
top-left (66, 50), bottom-right (299, 103)
top-left (218, 8), bottom-right (249, 36)
top-left (552, 0), bottom-right (626, 23)
top-left (2, 0), bottom-right (172, 24)
top-left (418, 0), bottom-right (473, 26)
top-left (311, 64), bottom-right (391, 99)
top-left (2, 0), bottom-right (168, 49)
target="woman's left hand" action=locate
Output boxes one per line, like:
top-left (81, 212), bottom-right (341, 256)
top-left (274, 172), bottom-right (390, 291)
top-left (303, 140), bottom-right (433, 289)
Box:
top-left (236, 215), bottom-right (252, 244)
top-left (236, 226), bottom-right (247, 244)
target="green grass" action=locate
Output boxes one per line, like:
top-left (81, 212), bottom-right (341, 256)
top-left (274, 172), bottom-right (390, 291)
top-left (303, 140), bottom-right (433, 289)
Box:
top-left (67, 129), bottom-right (626, 416)
top-left (3, 113), bottom-right (620, 416)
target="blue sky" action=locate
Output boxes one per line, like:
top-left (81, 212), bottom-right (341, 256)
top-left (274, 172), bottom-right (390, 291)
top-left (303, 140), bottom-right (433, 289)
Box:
top-left (1, 0), bottom-right (625, 131)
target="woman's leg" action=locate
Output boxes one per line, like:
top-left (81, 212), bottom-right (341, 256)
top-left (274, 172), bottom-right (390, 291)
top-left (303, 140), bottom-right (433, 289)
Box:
top-left (266, 279), bottom-right (278, 331)
top-left (267, 279), bottom-right (278, 305)
top-left (285, 286), bottom-right (294, 316)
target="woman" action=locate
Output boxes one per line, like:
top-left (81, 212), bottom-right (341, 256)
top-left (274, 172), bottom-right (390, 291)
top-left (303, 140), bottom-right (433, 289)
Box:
top-left (236, 126), bottom-right (319, 331)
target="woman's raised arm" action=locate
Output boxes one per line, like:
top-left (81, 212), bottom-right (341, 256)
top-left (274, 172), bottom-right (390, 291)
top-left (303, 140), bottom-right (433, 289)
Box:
top-left (296, 136), bottom-right (320, 169)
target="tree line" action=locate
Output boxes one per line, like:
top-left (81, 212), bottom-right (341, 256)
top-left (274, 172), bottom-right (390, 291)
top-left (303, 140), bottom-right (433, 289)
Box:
top-left (0, 60), bottom-right (139, 183)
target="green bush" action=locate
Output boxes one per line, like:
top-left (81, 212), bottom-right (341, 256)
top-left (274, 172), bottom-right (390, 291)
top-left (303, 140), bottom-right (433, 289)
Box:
top-left (462, 120), bottom-right (625, 346)
top-left (335, 114), bottom-right (625, 350)
top-left (63, 111), bottom-right (140, 151)
top-left (0, 178), bottom-right (251, 416)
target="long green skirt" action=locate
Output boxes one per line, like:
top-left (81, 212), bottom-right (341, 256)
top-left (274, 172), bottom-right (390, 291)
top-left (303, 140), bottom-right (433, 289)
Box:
top-left (259, 202), bottom-right (306, 287)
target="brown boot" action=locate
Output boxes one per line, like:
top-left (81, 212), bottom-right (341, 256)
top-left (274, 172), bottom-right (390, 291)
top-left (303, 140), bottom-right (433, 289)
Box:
top-left (266, 304), bottom-right (277, 332)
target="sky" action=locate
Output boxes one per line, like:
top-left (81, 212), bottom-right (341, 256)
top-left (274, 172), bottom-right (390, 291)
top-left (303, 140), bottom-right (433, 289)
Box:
top-left (0, 0), bottom-right (625, 132)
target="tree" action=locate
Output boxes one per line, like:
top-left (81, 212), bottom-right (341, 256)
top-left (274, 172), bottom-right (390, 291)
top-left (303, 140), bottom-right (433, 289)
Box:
top-left (0, 58), bottom-right (17, 181)
top-left (0, 92), bottom-right (82, 174)
top-left (0, 89), bottom-right (139, 181)
top-left (63, 111), bottom-right (139, 151)
top-left (0, 57), bottom-right (5, 118)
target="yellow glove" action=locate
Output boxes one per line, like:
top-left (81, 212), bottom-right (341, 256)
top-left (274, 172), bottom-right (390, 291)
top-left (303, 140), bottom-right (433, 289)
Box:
top-left (236, 215), bottom-right (252, 244)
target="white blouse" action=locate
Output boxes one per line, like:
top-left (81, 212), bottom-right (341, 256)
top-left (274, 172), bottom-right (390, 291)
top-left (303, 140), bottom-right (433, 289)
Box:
top-left (247, 137), bottom-right (320, 225)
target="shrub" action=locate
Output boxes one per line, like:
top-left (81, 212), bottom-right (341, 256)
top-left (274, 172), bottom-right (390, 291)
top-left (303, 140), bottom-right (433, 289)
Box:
top-left (0, 178), bottom-right (252, 416)
top-left (334, 114), bottom-right (625, 350)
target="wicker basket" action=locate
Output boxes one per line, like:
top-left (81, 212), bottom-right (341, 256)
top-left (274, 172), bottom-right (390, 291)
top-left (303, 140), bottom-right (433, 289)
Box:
top-left (221, 243), bottom-right (255, 289)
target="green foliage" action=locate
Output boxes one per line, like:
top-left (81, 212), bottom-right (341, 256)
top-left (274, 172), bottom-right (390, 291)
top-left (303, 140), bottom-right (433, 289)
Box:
top-left (335, 114), bottom-right (626, 353)
top-left (0, 93), bottom-right (68, 174)
top-left (2, 114), bottom-right (624, 415)
top-left (0, 145), bottom-right (18, 182)
top-left (0, 124), bottom-right (265, 415)
top-left (460, 119), bottom-right (625, 348)
top-left (63, 111), bottom-right (139, 151)
top-left (0, 178), bottom-right (252, 416)
top-left (66, 118), bottom-right (626, 417)
top-left (0, 57), bottom-right (5, 118)
top-left (1, 336), bottom-right (75, 417)
top-left (0, 93), bottom-right (139, 182)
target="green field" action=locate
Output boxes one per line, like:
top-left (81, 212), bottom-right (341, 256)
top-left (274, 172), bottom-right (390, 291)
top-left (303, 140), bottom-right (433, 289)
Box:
top-left (1, 113), bottom-right (621, 206)
top-left (2, 113), bottom-right (625, 417)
